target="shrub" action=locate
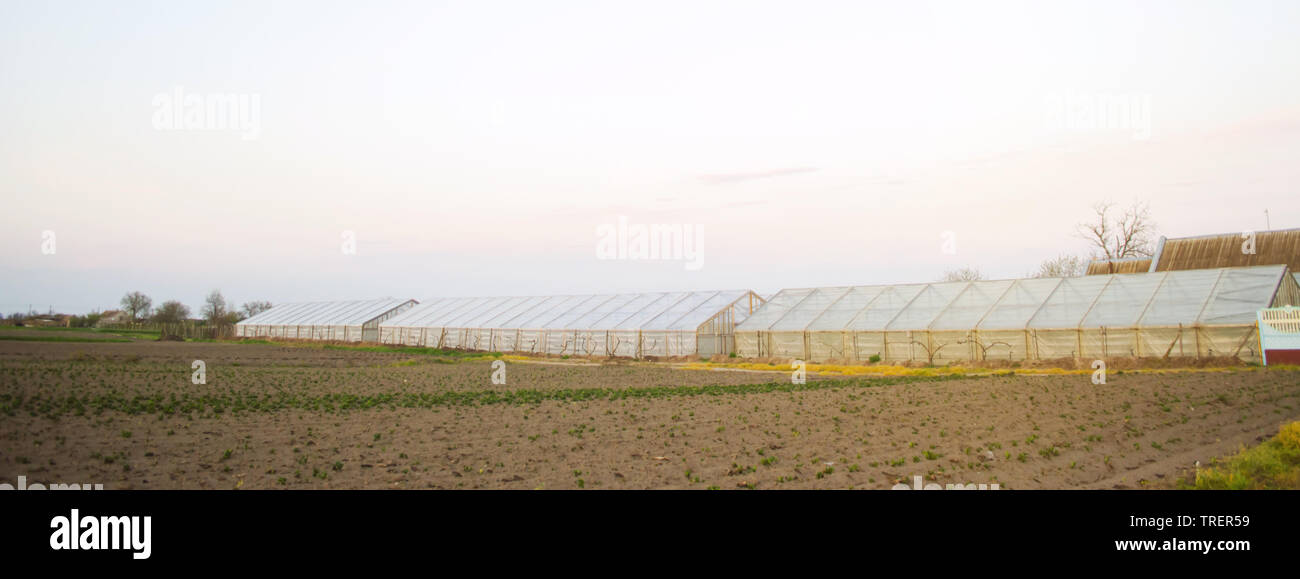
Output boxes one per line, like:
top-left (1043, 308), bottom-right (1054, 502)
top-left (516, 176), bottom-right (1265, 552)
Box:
top-left (1278, 422), bottom-right (1300, 451)
top-left (1187, 422), bottom-right (1300, 489)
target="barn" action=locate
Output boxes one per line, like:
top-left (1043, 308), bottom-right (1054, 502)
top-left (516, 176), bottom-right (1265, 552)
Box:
top-left (1085, 257), bottom-right (1153, 275)
top-left (1151, 228), bottom-right (1300, 272)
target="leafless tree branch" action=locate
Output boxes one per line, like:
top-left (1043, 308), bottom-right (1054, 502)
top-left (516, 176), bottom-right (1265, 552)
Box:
top-left (1076, 200), bottom-right (1156, 263)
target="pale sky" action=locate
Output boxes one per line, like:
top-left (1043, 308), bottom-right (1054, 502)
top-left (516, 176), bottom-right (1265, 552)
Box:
top-left (2, 0), bottom-right (1298, 314)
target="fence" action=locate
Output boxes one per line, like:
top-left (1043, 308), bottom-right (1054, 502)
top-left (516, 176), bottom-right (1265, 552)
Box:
top-left (100, 321), bottom-right (235, 340)
top-left (1259, 307), bottom-right (1300, 365)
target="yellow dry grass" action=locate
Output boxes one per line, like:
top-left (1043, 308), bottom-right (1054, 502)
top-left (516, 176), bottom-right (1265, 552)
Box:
top-left (679, 360), bottom-right (1299, 377)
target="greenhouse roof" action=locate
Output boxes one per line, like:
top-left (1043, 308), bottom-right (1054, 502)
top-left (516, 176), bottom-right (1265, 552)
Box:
top-left (236, 298), bottom-right (415, 327)
top-left (736, 265), bottom-right (1292, 332)
top-left (381, 290), bottom-right (760, 332)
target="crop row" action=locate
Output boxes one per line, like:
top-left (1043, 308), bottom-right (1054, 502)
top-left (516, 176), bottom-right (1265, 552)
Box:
top-left (0, 373), bottom-right (981, 417)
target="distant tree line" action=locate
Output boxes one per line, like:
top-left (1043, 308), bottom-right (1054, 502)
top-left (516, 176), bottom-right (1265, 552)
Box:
top-left (1, 290), bottom-right (274, 337)
top-left (108, 290), bottom-right (273, 339)
top-left (105, 289), bottom-right (272, 326)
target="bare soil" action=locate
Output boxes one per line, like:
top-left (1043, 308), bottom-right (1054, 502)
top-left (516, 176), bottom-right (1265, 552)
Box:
top-left (2, 340), bottom-right (1298, 490)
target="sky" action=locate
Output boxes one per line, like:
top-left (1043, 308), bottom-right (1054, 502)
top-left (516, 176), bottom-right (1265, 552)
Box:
top-left (2, 0), bottom-right (1298, 315)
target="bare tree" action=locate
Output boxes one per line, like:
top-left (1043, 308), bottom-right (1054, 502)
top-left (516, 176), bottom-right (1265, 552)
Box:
top-left (940, 267), bottom-right (983, 282)
top-left (240, 301), bottom-right (273, 319)
top-left (1077, 201), bottom-right (1157, 260)
top-left (1032, 254), bottom-right (1086, 278)
top-left (152, 301), bottom-right (190, 324)
top-left (201, 290), bottom-right (227, 324)
top-left (120, 291), bottom-right (153, 322)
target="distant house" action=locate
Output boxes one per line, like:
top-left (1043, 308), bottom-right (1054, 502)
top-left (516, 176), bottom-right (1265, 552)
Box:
top-left (96, 310), bottom-right (131, 326)
top-left (24, 314), bottom-right (71, 327)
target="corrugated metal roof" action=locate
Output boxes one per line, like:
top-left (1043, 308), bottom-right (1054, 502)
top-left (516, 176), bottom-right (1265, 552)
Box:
top-left (1085, 257), bottom-right (1153, 275)
top-left (1152, 228), bottom-right (1300, 272)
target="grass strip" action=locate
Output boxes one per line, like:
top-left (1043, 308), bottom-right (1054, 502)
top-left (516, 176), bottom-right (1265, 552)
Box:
top-left (0, 335), bottom-right (134, 343)
top-left (1182, 422), bottom-right (1300, 489)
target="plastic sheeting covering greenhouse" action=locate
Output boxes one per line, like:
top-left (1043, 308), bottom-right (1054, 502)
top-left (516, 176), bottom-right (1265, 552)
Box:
top-left (235, 298), bottom-right (417, 342)
top-left (735, 265), bottom-right (1299, 364)
top-left (379, 290), bottom-right (763, 357)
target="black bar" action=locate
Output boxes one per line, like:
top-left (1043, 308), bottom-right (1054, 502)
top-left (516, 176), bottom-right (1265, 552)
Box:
top-left (2, 490), bottom-right (1288, 568)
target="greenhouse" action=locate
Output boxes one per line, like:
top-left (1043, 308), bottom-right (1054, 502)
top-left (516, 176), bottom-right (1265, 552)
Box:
top-left (735, 265), bottom-right (1299, 364)
top-left (379, 290), bottom-right (763, 358)
top-left (234, 298), bottom-right (418, 342)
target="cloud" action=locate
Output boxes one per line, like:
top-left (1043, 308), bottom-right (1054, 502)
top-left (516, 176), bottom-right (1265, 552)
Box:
top-left (698, 167), bottom-right (818, 185)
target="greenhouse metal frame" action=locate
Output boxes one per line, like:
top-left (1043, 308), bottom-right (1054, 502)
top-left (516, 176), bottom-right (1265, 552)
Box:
top-left (735, 265), bottom-right (1299, 363)
top-left (235, 298), bottom-right (418, 342)
top-left (379, 290), bottom-right (763, 357)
